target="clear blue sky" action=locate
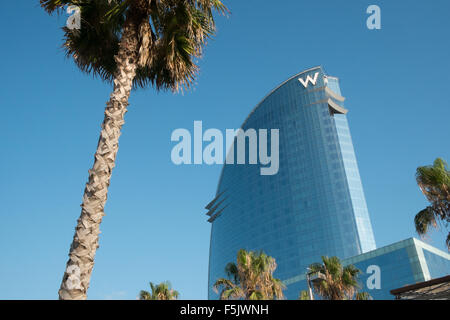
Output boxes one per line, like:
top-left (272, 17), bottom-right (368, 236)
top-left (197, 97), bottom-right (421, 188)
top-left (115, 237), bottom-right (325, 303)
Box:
top-left (0, 1), bottom-right (449, 299)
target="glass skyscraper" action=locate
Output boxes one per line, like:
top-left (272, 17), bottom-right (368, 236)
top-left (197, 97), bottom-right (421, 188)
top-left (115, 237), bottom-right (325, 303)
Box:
top-left (206, 66), bottom-right (377, 299)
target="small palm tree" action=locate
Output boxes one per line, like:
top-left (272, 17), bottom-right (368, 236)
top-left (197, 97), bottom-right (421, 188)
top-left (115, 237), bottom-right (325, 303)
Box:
top-left (298, 290), bottom-right (310, 300)
top-left (308, 256), bottom-right (370, 300)
top-left (414, 158), bottom-right (450, 250)
top-left (139, 281), bottom-right (179, 300)
top-left (355, 291), bottom-right (372, 300)
top-left (213, 249), bottom-right (285, 300)
top-left (40, 0), bottom-right (227, 300)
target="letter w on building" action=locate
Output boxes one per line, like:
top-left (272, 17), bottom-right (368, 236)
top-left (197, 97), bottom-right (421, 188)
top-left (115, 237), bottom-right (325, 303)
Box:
top-left (298, 72), bottom-right (319, 88)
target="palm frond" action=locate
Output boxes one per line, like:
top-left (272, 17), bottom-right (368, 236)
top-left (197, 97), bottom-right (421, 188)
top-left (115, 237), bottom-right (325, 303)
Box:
top-left (40, 0), bottom-right (74, 14)
top-left (355, 292), bottom-right (372, 300)
top-left (222, 286), bottom-right (244, 300)
top-left (139, 290), bottom-right (152, 300)
top-left (299, 290), bottom-right (310, 300)
top-left (414, 207), bottom-right (437, 235)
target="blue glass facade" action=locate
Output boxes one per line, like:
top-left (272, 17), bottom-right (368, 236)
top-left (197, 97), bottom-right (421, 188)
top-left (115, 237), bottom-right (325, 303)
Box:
top-left (207, 66), bottom-right (377, 299)
top-left (284, 238), bottom-right (450, 300)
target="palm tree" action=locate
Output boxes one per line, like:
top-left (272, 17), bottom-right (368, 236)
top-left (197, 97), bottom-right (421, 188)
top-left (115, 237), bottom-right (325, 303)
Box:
top-left (414, 158), bottom-right (450, 250)
top-left (213, 249), bottom-right (285, 300)
top-left (139, 281), bottom-right (179, 300)
top-left (298, 290), bottom-right (310, 300)
top-left (355, 291), bottom-right (372, 300)
top-left (308, 256), bottom-right (370, 300)
top-left (40, 0), bottom-right (227, 300)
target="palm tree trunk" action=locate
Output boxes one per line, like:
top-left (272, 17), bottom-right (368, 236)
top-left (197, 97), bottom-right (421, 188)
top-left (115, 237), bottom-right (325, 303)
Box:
top-left (58, 15), bottom-right (140, 300)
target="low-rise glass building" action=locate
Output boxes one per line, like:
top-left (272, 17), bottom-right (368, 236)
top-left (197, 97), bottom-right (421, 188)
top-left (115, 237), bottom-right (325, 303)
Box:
top-left (284, 238), bottom-right (450, 299)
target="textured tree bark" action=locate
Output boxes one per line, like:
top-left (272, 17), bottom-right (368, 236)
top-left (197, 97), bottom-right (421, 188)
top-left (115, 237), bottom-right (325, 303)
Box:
top-left (58, 15), bottom-right (140, 300)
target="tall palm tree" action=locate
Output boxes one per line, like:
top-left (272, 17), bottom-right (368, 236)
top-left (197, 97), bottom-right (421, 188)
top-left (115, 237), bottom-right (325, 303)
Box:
top-left (414, 158), bottom-right (450, 250)
top-left (40, 0), bottom-right (227, 300)
top-left (213, 249), bottom-right (285, 300)
top-left (308, 256), bottom-right (370, 300)
top-left (139, 281), bottom-right (179, 300)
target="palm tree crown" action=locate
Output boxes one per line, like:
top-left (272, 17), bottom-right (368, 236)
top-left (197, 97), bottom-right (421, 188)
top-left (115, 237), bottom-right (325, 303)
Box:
top-left (414, 158), bottom-right (450, 250)
top-left (213, 249), bottom-right (286, 300)
top-left (139, 281), bottom-right (179, 300)
top-left (308, 256), bottom-right (369, 300)
top-left (41, 0), bottom-right (227, 91)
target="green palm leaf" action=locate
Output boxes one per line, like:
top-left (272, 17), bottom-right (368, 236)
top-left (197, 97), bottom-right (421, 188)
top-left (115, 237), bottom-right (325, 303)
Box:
top-left (415, 158), bottom-right (450, 250)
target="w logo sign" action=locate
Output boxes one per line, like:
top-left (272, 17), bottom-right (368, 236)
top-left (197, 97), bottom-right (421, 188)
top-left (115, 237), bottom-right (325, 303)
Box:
top-left (298, 72), bottom-right (319, 88)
